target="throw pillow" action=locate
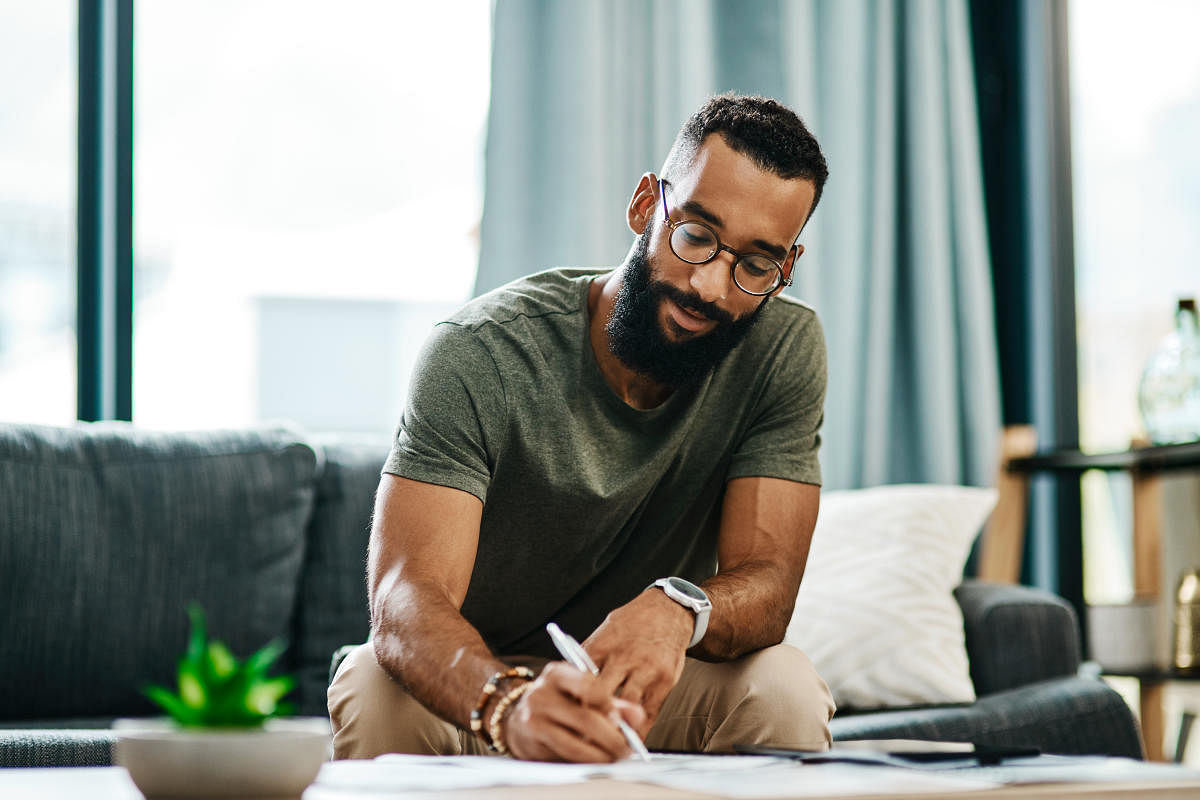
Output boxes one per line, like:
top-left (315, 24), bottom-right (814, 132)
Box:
top-left (784, 484), bottom-right (997, 710)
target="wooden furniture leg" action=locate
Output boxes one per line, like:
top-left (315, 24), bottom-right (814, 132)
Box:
top-left (979, 425), bottom-right (1038, 583)
top-left (1132, 456), bottom-right (1167, 761)
top-left (1132, 470), bottom-right (1164, 599)
top-left (1142, 678), bottom-right (1167, 763)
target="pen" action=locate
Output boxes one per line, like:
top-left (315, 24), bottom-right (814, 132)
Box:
top-left (545, 622), bottom-right (652, 761)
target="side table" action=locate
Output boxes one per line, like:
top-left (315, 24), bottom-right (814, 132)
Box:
top-left (981, 437), bottom-right (1200, 761)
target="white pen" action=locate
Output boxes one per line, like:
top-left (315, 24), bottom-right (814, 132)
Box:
top-left (545, 622), bottom-right (652, 761)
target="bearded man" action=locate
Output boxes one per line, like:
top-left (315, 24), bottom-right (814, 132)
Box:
top-left (329, 93), bottom-right (834, 762)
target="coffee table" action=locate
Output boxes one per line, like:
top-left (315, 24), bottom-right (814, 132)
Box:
top-left (6, 761), bottom-right (1200, 800)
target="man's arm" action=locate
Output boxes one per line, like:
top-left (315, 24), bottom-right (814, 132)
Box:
top-left (695, 475), bottom-right (819, 660)
top-left (369, 473), bottom-right (642, 761)
top-left (583, 476), bottom-right (819, 729)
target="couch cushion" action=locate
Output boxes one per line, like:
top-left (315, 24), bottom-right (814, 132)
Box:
top-left (292, 435), bottom-right (386, 717)
top-left (0, 423), bottom-right (317, 720)
top-left (785, 484), bottom-right (997, 709)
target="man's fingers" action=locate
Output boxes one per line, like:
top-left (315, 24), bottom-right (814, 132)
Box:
top-left (536, 721), bottom-right (624, 763)
top-left (512, 668), bottom-right (635, 762)
top-left (543, 662), bottom-right (616, 712)
top-left (540, 692), bottom-right (631, 759)
top-left (639, 678), bottom-right (675, 724)
top-left (614, 670), bottom-right (653, 709)
top-left (508, 702), bottom-right (620, 763)
top-left (612, 697), bottom-right (646, 730)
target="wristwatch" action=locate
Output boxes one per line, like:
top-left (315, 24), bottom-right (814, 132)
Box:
top-left (648, 577), bottom-right (712, 648)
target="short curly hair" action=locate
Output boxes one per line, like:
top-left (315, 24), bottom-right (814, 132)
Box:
top-left (662, 93), bottom-right (829, 223)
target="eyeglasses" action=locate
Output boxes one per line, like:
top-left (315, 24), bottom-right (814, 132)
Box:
top-left (657, 177), bottom-right (795, 297)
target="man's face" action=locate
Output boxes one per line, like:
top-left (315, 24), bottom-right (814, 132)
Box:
top-left (606, 136), bottom-right (816, 387)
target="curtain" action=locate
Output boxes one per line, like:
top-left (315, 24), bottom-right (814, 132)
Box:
top-left (477, 0), bottom-right (1001, 490)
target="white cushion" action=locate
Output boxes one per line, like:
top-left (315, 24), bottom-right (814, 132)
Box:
top-left (784, 484), bottom-right (997, 709)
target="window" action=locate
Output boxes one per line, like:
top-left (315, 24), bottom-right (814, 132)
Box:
top-left (133, 1), bottom-right (491, 434)
top-left (0, 1), bottom-right (76, 424)
top-left (1071, 0), bottom-right (1200, 600)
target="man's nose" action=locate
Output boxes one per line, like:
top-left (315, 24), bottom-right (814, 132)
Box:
top-left (688, 252), bottom-right (733, 305)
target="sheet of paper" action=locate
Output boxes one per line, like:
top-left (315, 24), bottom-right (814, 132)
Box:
top-left (640, 761), bottom-right (999, 798)
top-left (331, 754), bottom-right (998, 797)
top-left (942, 755), bottom-right (1200, 785)
top-left (369, 752), bottom-right (783, 783)
top-left (320, 752), bottom-right (1200, 797)
top-left (320, 755), bottom-right (604, 791)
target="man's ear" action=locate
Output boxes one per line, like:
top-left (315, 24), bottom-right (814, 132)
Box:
top-left (770, 244), bottom-right (805, 297)
top-left (626, 173), bottom-right (659, 235)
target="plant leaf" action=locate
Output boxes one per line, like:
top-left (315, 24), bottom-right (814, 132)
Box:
top-left (185, 602), bottom-right (208, 668)
top-left (177, 660), bottom-right (207, 710)
top-left (207, 641), bottom-right (237, 681)
top-left (241, 639), bottom-right (286, 680)
top-left (144, 684), bottom-right (201, 725)
top-left (244, 676), bottom-right (295, 715)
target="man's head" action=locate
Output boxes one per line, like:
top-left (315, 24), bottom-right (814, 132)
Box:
top-left (606, 94), bottom-right (827, 388)
top-left (661, 94), bottom-right (828, 220)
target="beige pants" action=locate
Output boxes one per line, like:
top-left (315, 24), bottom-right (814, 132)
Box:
top-left (328, 642), bottom-right (835, 759)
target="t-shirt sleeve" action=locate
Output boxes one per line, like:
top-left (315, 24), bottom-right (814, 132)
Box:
top-left (382, 322), bottom-right (506, 502)
top-left (726, 307), bottom-right (827, 486)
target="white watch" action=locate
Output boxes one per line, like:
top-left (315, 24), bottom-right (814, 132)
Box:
top-left (648, 577), bottom-right (712, 648)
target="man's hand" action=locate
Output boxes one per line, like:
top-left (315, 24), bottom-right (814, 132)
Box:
top-left (503, 662), bottom-right (645, 762)
top-left (582, 589), bottom-right (694, 734)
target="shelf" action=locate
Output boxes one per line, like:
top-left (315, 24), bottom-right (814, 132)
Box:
top-left (1008, 440), bottom-right (1200, 475)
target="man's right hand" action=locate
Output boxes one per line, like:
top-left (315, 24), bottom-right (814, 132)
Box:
top-left (502, 662), bottom-right (646, 762)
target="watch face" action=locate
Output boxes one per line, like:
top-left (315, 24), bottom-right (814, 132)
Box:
top-left (667, 577), bottom-right (707, 601)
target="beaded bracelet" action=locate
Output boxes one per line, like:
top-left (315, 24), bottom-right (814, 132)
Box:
top-left (469, 666), bottom-right (534, 748)
top-left (488, 680), bottom-right (532, 756)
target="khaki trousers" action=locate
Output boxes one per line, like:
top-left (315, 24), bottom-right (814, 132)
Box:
top-left (328, 641), bottom-right (835, 760)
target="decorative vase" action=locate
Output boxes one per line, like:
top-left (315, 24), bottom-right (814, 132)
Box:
top-left (113, 716), bottom-right (331, 799)
top-left (1138, 298), bottom-right (1200, 445)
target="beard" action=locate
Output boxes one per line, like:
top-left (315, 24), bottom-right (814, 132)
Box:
top-left (604, 233), bottom-right (767, 389)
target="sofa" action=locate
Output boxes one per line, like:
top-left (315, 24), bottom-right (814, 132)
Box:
top-left (0, 422), bottom-right (1142, 767)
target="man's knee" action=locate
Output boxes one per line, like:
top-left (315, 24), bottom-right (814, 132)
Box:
top-left (733, 644), bottom-right (835, 746)
top-left (689, 643), bottom-right (835, 752)
top-left (327, 642), bottom-right (469, 759)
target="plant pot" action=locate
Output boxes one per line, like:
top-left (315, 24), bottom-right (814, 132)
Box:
top-left (113, 716), bottom-right (331, 799)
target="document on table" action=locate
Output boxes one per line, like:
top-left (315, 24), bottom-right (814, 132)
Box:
top-left (313, 753), bottom-right (1002, 797)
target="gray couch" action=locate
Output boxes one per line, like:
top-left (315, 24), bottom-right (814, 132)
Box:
top-left (0, 423), bottom-right (1142, 767)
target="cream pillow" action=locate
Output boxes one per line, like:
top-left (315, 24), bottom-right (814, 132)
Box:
top-left (784, 484), bottom-right (997, 709)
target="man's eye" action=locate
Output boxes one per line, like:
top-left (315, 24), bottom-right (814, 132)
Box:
top-left (680, 226), bottom-right (712, 246)
top-left (740, 259), bottom-right (775, 277)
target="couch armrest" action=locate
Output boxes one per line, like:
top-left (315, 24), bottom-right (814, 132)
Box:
top-left (955, 579), bottom-right (1081, 696)
top-left (831, 676), bottom-right (1142, 759)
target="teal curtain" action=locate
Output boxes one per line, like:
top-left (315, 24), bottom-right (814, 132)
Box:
top-left (477, 0), bottom-right (1001, 491)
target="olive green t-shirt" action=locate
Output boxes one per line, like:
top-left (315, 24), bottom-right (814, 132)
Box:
top-left (384, 267), bottom-right (826, 657)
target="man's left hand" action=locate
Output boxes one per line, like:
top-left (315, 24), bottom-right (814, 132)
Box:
top-left (581, 589), bottom-right (694, 735)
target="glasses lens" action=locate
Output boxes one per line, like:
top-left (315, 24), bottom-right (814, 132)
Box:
top-left (670, 222), bottom-right (718, 264)
top-left (734, 255), bottom-right (782, 295)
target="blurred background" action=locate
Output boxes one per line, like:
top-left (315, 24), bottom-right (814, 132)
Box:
top-left (1, 0), bottom-right (1198, 629)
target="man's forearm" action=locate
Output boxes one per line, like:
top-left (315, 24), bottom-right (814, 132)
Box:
top-left (692, 560), bottom-right (801, 661)
top-left (370, 575), bottom-right (508, 730)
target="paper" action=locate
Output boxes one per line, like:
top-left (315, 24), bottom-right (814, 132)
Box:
top-left (943, 755), bottom-right (1200, 785)
top-left (317, 753), bottom-right (997, 797)
top-left (312, 752), bottom-right (1200, 798)
top-left (637, 761), bottom-right (999, 798)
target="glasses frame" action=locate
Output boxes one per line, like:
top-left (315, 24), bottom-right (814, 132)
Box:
top-left (656, 177), bottom-right (795, 297)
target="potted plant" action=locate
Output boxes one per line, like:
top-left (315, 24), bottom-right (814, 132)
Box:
top-left (113, 604), bottom-right (330, 799)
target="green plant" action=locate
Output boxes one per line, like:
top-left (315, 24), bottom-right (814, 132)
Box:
top-left (144, 603), bottom-right (295, 727)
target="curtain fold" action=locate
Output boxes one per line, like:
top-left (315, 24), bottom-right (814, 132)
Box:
top-left (477, 0), bottom-right (1001, 490)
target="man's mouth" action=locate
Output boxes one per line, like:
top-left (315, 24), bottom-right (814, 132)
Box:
top-left (664, 296), bottom-right (716, 333)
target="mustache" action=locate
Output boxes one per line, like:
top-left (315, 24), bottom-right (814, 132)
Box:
top-left (650, 280), bottom-right (736, 326)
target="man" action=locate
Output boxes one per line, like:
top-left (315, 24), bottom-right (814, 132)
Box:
top-left (329, 94), bottom-right (834, 762)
